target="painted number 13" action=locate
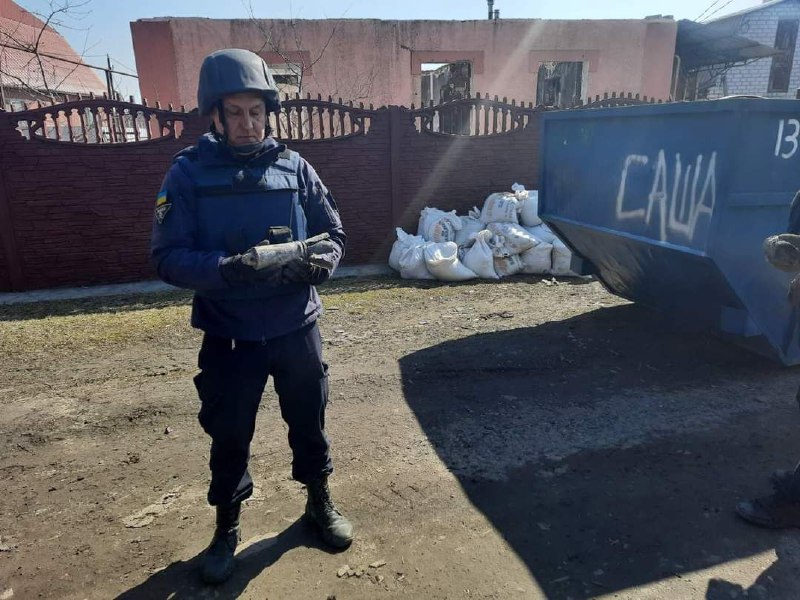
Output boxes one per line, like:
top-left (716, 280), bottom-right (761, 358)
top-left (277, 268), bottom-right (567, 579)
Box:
top-left (776, 119), bottom-right (800, 159)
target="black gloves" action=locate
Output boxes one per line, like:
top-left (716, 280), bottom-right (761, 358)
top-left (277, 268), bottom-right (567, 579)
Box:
top-left (219, 254), bottom-right (281, 287)
top-left (220, 234), bottom-right (340, 287)
top-left (282, 237), bottom-right (340, 284)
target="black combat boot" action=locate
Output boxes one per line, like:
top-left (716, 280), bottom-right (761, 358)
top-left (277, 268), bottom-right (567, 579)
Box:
top-left (305, 477), bottom-right (354, 549)
top-left (202, 502), bottom-right (241, 584)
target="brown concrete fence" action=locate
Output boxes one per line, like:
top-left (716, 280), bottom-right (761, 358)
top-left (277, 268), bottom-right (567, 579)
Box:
top-left (0, 92), bottom-right (650, 292)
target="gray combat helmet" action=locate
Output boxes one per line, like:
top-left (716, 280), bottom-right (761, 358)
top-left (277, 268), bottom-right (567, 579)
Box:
top-left (197, 48), bottom-right (281, 116)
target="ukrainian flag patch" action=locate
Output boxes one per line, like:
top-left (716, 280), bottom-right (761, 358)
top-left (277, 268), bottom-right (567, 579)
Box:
top-left (154, 190), bottom-right (172, 224)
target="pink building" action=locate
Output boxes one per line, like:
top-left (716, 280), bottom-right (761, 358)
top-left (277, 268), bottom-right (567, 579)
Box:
top-left (130, 16), bottom-right (677, 110)
top-left (0, 0), bottom-right (106, 109)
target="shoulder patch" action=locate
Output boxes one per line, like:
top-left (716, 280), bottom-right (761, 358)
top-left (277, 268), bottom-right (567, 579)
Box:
top-left (154, 190), bottom-right (172, 224)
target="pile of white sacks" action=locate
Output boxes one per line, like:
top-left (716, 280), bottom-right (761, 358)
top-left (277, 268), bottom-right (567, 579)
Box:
top-left (388, 184), bottom-right (577, 281)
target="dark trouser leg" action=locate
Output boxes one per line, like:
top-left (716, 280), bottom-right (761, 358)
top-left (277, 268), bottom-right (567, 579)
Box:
top-left (271, 322), bottom-right (333, 484)
top-left (195, 334), bottom-right (270, 506)
top-left (785, 462), bottom-right (800, 500)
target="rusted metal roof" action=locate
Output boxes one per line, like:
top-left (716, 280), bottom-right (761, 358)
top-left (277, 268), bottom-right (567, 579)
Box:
top-left (0, 0), bottom-right (106, 98)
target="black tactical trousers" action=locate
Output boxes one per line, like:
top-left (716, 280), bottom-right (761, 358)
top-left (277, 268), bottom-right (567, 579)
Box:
top-left (194, 322), bottom-right (332, 506)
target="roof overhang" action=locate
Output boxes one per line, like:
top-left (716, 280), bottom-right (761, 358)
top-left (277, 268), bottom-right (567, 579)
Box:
top-left (676, 19), bottom-right (782, 69)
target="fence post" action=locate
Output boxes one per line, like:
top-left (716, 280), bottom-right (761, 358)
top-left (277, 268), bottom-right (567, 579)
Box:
top-left (0, 126), bottom-right (23, 291)
top-left (388, 105), bottom-right (404, 227)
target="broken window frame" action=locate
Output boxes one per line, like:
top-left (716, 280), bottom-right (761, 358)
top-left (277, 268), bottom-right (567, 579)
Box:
top-left (269, 63), bottom-right (303, 98)
top-left (768, 19), bottom-right (799, 94)
top-left (420, 60), bottom-right (473, 106)
top-left (536, 61), bottom-right (586, 108)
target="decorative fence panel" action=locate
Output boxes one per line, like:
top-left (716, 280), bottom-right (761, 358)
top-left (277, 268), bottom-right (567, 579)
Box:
top-left (0, 92), bottom-right (665, 292)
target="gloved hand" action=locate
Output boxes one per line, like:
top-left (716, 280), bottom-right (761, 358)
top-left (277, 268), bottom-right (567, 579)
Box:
top-left (763, 234), bottom-right (800, 272)
top-left (282, 237), bottom-right (339, 284)
top-left (282, 261), bottom-right (327, 284)
top-left (219, 254), bottom-right (282, 287)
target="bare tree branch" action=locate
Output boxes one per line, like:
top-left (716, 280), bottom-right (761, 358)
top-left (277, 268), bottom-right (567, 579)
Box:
top-left (245, 2), bottom-right (376, 105)
top-left (0, 0), bottom-right (95, 104)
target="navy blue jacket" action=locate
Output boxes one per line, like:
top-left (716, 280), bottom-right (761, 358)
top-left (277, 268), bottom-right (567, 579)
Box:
top-left (151, 133), bottom-right (346, 341)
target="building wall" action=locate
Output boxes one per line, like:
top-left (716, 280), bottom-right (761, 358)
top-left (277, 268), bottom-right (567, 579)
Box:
top-left (130, 17), bottom-right (677, 110)
top-left (706, 0), bottom-right (800, 98)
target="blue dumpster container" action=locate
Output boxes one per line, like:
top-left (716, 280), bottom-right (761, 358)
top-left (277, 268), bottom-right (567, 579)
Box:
top-left (539, 99), bottom-right (800, 365)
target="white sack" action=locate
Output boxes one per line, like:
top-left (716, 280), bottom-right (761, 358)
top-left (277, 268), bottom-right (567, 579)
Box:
top-left (455, 209), bottom-right (485, 247)
top-left (518, 190), bottom-right (542, 227)
top-left (520, 243), bottom-right (553, 274)
top-left (494, 254), bottom-right (524, 278)
top-left (424, 242), bottom-right (477, 281)
top-left (525, 223), bottom-right (558, 244)
top-left (551, 239), bottom-right (578, 276)
top-left (481, 193), bottom-right (519, 224)
top-left (462, 230), bottom-right (499, 279)
top-left (399, 243), bottom-right (435, 280)
top-left (487, 222), bottom-right (538, 254)
top-left (417, 207), bottom-right (462, 243)
top-left (389, 228), bottom-right (425, 271)
top-left (488, 234), bottom-right (512, 258)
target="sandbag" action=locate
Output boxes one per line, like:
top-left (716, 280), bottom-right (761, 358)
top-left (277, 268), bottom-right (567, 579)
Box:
top-left (488, 234), bottom-right (511, 258)
top-left (462, 230), bottom-right (499, 279)
top-left (520, 243), bottom-right (552, 274)
top-left (417, 207), bottom-right (462, 243)
top-left (424, 242), bottom-right (477, 281)
top-left (551, 239), bottom-right (577, 276)
top-left (389, 228), bottom-right (425, 271)
top-left (399, 243), bottom-right (435, 280)
top-left (518, 190), bottom-right (542, 227)
top-left (487, 222), bottom-right (538, 254)
top-left (494, 254), bottom-right (524, 278)
top-left (455, 208), bottom-right (485, 247)
top-left (525, 223), bottom-right (558, 244)
top-left (480, 193), bottom-right (519, 224)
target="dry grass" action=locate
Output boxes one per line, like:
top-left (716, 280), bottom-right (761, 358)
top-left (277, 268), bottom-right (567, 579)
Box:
top-left (0, 278), bottom-right (455, 356)
top-left (0, 294), bottom-right (193, 355)
top-left (0, 276), bottom-right (557, 357)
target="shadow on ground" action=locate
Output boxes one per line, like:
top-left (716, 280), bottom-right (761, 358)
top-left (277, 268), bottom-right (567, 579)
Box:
top-left (706, 534), bottom-right (800, 599)
top-left (399, 303), bottom-right (800, 598)
top-left (114, 518), bottom-right (340, 599)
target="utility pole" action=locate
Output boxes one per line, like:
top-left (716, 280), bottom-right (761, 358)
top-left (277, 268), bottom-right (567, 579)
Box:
top-left (0, 52), bottom-right (5, 110)
top-left (106, 54), bottom-right (115, 100)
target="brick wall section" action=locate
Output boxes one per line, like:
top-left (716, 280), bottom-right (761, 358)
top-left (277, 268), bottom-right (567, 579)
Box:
top-left (284, 110), bottom-right (393, 266)
top-left (391, 110), bottom-right (541, 236)
top-left (0, 114), bottom-right (207, 291)
top-left (706, 1), bottom-right (800, 98)
top-left (0, 242), bottom-right (9, 292)
top-left (0, 103), bottom-right (541, 292)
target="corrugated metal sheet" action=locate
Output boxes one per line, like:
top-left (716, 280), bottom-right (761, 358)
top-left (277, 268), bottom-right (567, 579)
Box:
top-left (676, 19), bottom-right (782, 69)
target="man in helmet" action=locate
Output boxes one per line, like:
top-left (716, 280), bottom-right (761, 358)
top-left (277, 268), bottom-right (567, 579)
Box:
top-left (151, 48), bottom-right (352, 585)
top-left (737, 191), bottom-right (800, 529)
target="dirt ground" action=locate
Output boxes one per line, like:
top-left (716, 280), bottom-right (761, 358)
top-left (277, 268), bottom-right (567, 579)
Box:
top-left (2, 275), bottom-right (800, 600)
